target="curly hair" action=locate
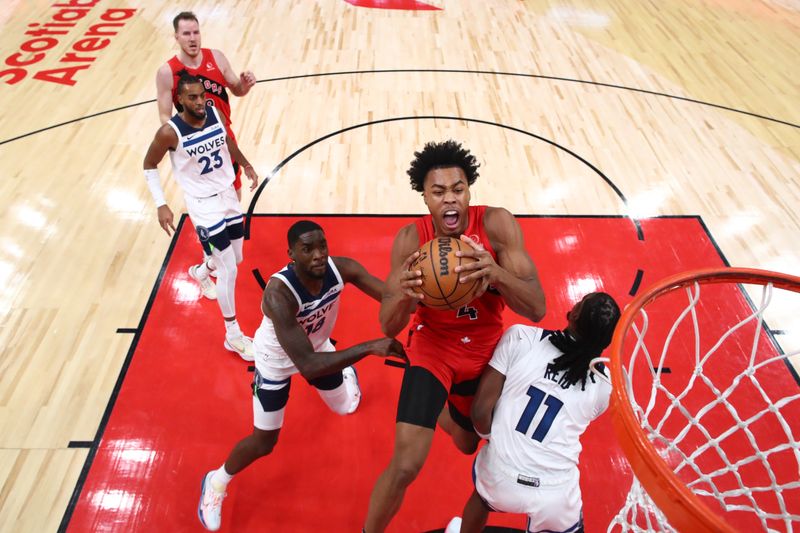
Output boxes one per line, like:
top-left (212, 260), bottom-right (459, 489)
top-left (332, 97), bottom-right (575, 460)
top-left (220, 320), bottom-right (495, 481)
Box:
top-left (548, 292), bottom-right (621, 390)
top-left (406, 140), bottom-right (480, 192)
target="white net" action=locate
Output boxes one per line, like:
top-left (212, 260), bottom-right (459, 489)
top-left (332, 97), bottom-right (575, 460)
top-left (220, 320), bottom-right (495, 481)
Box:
top-left (607, 279), bottom-right (800, 532)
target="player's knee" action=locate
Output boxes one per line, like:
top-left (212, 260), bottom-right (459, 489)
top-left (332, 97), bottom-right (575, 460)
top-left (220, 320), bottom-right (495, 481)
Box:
top-left (253, 430), bottom-right (279, 456)
top-left (255, 438), bottom-right (277, 456)
top-left (388, 457), bottom-right (424, 487)
top-left (451, 427), bottom-right (480, 454)
top-left (452, 434), bottom-right (479, 455)
top-left (213, 247), bottom-right (238, 276)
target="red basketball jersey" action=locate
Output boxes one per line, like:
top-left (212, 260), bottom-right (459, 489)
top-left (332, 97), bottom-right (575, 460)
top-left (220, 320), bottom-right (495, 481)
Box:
top-left (411, 205), bottom-right (505, 351)
top-left (168, 49), bottom-right (232, 126)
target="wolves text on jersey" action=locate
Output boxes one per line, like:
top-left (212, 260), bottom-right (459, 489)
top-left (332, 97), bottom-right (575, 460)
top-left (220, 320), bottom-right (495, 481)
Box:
top-left (185, 135), bottom-right (225, 156)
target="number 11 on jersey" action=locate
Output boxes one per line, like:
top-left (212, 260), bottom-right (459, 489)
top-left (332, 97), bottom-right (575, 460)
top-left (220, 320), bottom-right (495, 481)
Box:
top-left (515, 385), bottom-right (563, 442)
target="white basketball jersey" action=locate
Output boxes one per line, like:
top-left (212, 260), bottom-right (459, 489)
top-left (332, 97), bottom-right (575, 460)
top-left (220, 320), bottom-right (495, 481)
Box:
top-left (486, 324), bottom-right (611, 476)
top-left (254, 257), bottom-right (343, 376)
top-left (167, 106), bottom-right (235, 198)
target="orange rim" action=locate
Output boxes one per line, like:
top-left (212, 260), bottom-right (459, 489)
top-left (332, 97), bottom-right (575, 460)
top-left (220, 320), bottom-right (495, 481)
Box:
top-left (608, 267), bottom-right (800, 532)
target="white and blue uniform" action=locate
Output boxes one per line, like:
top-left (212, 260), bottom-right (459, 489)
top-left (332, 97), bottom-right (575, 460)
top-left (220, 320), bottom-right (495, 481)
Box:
top-left (254, 257), bottom-right (343, 380)
top-left (473, 324), bottom-right (611, 533)
top-left (167, 106), bottom-right (242, 237)
top-left (251, 258), bottom-right (355, 430)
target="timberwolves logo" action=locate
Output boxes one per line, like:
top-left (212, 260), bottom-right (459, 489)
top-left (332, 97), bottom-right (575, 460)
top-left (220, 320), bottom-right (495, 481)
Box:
top-left (196, 225), bottom-right (210, 242)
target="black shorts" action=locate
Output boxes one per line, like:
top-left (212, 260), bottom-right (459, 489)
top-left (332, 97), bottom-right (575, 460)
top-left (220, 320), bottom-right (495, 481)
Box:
top-left (396, 365), bottom-right (476, 433)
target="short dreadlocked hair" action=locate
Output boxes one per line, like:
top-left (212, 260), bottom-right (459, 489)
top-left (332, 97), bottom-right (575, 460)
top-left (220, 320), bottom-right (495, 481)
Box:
top-left (548, 292), bottom-right (621, 390)
top-left (406, 140), bottom-right (480, 192)
top-left (176, 74), bottom-right (203, 95)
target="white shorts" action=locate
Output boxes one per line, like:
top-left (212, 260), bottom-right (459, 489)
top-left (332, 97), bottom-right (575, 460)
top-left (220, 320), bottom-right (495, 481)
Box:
top-left (252, 341), bottom-right (338, 431)
top-left (184, 187), bottom-right (243, 238)
top-left (473, 447), bottom-right (583, 533)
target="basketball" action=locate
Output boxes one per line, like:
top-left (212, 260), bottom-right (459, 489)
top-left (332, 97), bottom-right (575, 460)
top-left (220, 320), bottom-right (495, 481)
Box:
top-left (409, 236), bottom-right (480, 310)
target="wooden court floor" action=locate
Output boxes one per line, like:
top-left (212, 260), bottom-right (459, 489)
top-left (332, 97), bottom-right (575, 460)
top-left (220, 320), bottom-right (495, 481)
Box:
top-left (0, 1), bottom-right (798, 531)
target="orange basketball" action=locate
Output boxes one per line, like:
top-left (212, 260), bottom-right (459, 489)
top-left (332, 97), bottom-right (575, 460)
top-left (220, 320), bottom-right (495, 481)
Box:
top-left (409, 236), bottom-right (480, 310)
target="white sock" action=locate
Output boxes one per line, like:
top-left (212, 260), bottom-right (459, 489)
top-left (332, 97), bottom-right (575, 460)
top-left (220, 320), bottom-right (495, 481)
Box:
top-left (224, 319), bottom-right (242, 338)
top-left (210, 464), bottom-right (233, 491)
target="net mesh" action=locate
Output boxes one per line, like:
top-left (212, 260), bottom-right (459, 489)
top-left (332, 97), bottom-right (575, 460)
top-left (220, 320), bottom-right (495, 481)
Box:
top-left (607, 279), bottom-right (800, 532)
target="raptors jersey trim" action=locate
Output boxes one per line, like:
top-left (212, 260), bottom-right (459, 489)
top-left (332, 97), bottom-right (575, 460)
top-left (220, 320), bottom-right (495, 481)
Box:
top-left (166, 106), bottom-right (235, 198)
top-left (254, 257), bottom-right (343, 376)
top-left (167, 49), bottom-right (232, 124)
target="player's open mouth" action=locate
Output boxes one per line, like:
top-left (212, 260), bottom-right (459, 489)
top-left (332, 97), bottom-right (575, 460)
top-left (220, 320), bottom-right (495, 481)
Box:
top-left (442, 210), bottom-right (459, 230)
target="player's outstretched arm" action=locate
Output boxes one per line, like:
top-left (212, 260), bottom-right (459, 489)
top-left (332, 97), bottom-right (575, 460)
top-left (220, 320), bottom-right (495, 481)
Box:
top-left (379, 225), bottom-right (424, 337)
top-left (155, 64), bottom-right (174, 125)
top-left (265, 281), bottom-right (407, 380)
top-left (142, 124), bottom-right (179, 235)
top-left (334, 256), bottom-right (384, 302)
top-left (213, 49), bottom-right (255, 96)
top-left (471, 366), bottom-right (506, 438)
top-left (457, 207), bottom-right (546, 322)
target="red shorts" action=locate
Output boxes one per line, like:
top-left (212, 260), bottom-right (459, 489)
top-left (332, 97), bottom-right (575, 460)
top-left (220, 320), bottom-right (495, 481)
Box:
top-left (407, 326), bottom-right (501, 418)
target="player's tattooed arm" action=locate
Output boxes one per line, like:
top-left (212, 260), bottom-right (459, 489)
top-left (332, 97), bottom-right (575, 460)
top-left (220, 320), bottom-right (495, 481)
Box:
top-left (265, 280), bottom-right (406, 379)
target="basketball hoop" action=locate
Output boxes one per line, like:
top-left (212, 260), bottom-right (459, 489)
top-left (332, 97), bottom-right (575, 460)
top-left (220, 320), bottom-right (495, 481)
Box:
top-left (604, 268), bottom-right (800, 532)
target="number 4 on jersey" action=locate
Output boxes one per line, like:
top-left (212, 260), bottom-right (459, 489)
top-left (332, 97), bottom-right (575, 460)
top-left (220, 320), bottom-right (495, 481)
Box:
top-left (457, 305), bottom-right (478, 320)
top-left (515, 385), bottom-right (563, 442)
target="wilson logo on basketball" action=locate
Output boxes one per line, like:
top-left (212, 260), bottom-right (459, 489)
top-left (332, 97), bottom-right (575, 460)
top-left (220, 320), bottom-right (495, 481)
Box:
top-left (411, 236), bottom-right (478, 311)
top-left (437, 237), bottom-right (452, 276)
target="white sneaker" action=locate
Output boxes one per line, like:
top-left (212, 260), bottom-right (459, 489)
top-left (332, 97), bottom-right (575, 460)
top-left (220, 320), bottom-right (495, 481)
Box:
top-left (224, 333), bottom-right (255, 361)
top-left (189, 264), bottom-right (217, 300)
top-left (342, 365), bottom-right (361, 414)
top-left (198, 471), bottom-right (226, 531)
top-left (445, 516), bottom-right (462, 533)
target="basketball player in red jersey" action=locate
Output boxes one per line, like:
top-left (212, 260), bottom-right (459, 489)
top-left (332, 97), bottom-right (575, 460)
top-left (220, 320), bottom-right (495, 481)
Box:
top-left (364, 140), bottom-right (546, 532)
top-left (155, 11), bottom-right (256, 202)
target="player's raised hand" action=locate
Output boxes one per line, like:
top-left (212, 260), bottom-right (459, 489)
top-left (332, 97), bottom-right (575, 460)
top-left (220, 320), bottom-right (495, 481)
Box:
top-left (455, 234), bottom-right (498, 295)
top-left (157, 205), bottom-right (176, 236)
top-left (243, 164), bottom-right (259, 191)
top-left (384, 250), bottom-right (424, 302)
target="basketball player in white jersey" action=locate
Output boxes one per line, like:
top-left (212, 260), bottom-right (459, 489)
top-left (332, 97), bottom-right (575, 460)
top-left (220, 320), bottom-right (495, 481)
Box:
top-left (197, 220), bottom-right (407, 531)
top-left (142, 74), bottom-right (259, 361)
top-left (446, 292), bottom-right (620, 533)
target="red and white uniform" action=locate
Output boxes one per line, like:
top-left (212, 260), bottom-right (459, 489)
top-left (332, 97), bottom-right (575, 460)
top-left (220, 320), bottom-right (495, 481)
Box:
top-left (167, 49), bottom-right (241, 189)
top-left (409, 205), bottom-right (505, 416)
